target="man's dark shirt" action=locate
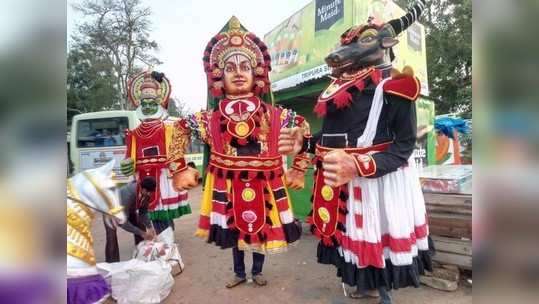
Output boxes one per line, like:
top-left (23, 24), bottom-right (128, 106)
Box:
top-left (118, 181), bottom-right (152, 236)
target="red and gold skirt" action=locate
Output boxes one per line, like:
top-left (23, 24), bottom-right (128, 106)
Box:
top-left (195, 152), bottom-right (301, 254)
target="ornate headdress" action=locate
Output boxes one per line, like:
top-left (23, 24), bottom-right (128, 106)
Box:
top-left (127, 71), bottom-right (171, 108)
top-left (203, 16), bottom-right (272, 98)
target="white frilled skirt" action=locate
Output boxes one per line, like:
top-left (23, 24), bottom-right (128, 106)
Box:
top-left (339, 157), bottom-right (429, 269)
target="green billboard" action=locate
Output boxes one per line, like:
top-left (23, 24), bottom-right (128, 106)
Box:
top-left (264, 0), bottom-right (429, 95)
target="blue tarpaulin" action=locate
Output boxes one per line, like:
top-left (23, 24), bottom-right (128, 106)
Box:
top-left (435, 117), bottom-right (470, 138)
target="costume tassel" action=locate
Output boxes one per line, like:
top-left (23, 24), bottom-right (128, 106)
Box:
top-left (333, 90), bottom-right (353, 109)
top-left (331, 235), bottom-right (340, 247)
top-left (339, 189), bottom-right (349, 202)
top-left (336, 222), bottom-right (346, 233)
top-left (322, 237), bottom-right (333, 246)
top-left (371, 69), bottom-right (382, 84)
top-left (313, 101), bottom-right (327, 117)
top-left (355, 80), bottom-right (365, 91)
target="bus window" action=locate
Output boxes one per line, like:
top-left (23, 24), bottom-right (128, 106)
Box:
top-left (77, 117), bottom-right (129, 148)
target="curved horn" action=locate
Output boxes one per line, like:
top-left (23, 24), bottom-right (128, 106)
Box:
top-left (387, 0), bottom-right (427, 36)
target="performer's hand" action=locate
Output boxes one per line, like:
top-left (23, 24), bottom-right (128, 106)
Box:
top-left (322, 150), bottom-right (359, 187)
top-left (172, 167), bottom-right (200, 191)
top-left (144, 228), bottom-right (156, 241)
top-left (120, 158), bottom-right (135, 176)
top-left (104, 215), bottom-right (119, 229)
top-left (285, 168), bottom-right (306, 190)
top-left (278, 127), bottom-right (304, 156)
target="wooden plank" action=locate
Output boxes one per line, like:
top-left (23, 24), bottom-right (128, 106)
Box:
top-left (432, 236), bottom-right (472, 256)
top-left (429, 215), bottom-right (471, 231)
top-left (425, 202), bottom-right (472, 211)
top-left (429, 213), bottom-right (471, 225)
top-left (433, 251), bottom-right (472, 269)
top-left (426, 205), bottom-right (472, 215)
top-left (429, 225), bottom-right (472, 239)
top-left (423, 193), bottom-right (472, 207)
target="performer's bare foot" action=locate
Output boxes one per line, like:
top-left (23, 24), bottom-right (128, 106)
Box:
top-left (225, 276), bottom-right (247, 288)
top-left (349, 289), bottom-right (380, 299)
top-left (252, 274), bottom-right (267, 286)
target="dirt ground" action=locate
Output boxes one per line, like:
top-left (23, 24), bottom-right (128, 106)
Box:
top-left (92, 185), bottom-right (472, 304)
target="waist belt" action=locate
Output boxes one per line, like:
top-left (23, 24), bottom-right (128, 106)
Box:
top-left (136, 156), bottom-right (167, 165)
top-left (314, 141), bottom-right (391, 159)
top-left (209, 151), bottom-right (283, 172)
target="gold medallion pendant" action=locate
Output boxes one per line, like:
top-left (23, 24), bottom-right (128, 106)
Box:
top-left (241, 187), bottom-right (256, 202)
top-left (317, 207), bottom-right (331, 224)
top-left (321, 185), bottom-right (334, 201)
top-left (235, 121), bottom-right (250, 137)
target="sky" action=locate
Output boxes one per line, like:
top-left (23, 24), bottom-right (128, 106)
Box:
top-left (67, 0), bottom-right (312, 112)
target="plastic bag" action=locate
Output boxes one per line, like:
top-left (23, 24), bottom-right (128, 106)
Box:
top-left (97, 259), bottom-right (174, 304)
top-left (132, 227), bottom-right (184, 275)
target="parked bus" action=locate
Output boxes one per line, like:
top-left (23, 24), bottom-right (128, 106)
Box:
top-left (69, 110), bottom-right (204, 182)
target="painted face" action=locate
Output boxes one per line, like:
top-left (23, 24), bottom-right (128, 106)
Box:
top-left (223, 53), bottom-right (254, 96)
top-left (141, 98), bottom-right (159, 116)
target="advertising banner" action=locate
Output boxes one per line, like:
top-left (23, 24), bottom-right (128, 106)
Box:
top-left (264, 0), bottom-right (429, 94)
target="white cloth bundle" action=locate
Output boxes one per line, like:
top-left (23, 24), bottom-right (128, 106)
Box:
top-left (97, 259), bottom-right (174, 304)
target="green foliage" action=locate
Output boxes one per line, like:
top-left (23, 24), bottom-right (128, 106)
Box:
top-left (395, 0), bottom-right (472, 115)
top-left (67, 44), bottom-right (120, 124)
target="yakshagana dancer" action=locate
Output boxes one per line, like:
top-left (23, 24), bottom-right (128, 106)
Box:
top-left (167, 16), bottom-right (311, 288)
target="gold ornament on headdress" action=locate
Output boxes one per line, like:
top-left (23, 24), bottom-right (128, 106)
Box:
top-left (211, 16), bottom-right (262, 70)
top-left (127, 70), bottom-right (171, 108)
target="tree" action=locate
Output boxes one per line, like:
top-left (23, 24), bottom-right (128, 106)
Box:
top-left (71, 0), bottom-right (162, 109)
top-left (167, 97), bottom-right (191, 118)
top-left (67, 43), bottom-right (121, 124)
top-left (395, 0), bottom-right (472, 115)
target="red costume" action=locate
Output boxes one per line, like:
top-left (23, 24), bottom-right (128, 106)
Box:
top-left (167, 17), bottom-right (311, 253)
top-left (125, 71), bottom-right (191, 220)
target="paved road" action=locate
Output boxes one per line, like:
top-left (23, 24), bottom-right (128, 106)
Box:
top-left (92, 186), bottom-right (472, 304)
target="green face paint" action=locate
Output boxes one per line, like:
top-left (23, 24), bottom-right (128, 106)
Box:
top-left (141, 99), bottom-right (159, 115)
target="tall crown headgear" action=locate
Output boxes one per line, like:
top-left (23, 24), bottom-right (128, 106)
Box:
top-left (203, 16), bottom-right (272, 98)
